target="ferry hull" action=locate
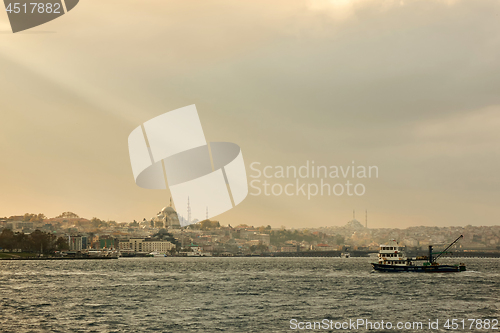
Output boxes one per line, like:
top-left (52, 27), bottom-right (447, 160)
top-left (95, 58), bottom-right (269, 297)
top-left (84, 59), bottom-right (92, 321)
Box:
top-left (371, 263), bottom-right (464, 273)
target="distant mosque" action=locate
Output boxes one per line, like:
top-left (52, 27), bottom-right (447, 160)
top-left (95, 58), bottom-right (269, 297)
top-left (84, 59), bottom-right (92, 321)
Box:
top-left (345, 210), bottom-right (368, 230)
top-left (152, 197), bottom-right (181, 229)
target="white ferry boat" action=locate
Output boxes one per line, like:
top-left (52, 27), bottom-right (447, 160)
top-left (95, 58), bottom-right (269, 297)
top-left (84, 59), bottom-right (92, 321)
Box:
top-left (149, 251), bottom-right (167, 257)
top-left (371, 235), bottom-right (466, 273)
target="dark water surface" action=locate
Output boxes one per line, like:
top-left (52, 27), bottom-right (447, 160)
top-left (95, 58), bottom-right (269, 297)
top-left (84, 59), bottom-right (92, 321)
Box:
top-left (1, 257), bottom-right (499, 332)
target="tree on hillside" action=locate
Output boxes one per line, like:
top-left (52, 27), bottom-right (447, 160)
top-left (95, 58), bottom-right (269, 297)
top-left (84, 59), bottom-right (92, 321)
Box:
top-left (250, 244), bottom-right (268, 253)
top-left (23, 213), bottom-right (46, 223)
top-left (55, 237), bottom-right (69, 251)
top-left (0, 229), bottom-right (68, 253)
top-left (199, 220), bottom-right (220, 230)
top-left (0, 229), bottom-right (15, 251)
top-left (335, 235), bottom-right (345, 245)
top-left (152, 229), bottom-right (179, 246)
top-left (56, 212), bottom-right (79, 219)
top-left (29, 230), bottom-right (54, 252)
top-left (269, 229), bottom-right (325, 246)
top-left (90, 217), bottom-right (108, 229)
top-left (14, 232), bottom-right (30, 250)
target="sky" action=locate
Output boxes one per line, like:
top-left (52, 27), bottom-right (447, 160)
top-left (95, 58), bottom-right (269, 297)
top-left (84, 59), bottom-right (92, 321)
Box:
top-left (0, 0), bottom-right (499, 229)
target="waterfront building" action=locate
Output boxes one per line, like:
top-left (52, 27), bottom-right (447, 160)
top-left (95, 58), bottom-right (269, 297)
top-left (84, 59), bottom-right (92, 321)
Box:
top-left (119, 238), bottom-right (175, 253)
top-left (68, 235), bottom-right (87, 251)
top-left (314, 243), bottom-right (336, 251)
top-left (239, 229), bottom-right (260, 239)
top-left (252, 233), bottom-right (270, 246)
top-left (281, 246), bottom-right (298, 252)
top-left (247, 240), bottom-right (261, 247)
top-left (99, 238), bottom-right (115, 249)
top-left (5, 221), bottom-right (34, 232)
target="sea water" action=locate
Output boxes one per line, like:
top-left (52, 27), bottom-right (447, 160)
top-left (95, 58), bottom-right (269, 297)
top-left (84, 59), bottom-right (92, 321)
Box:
top-left (1, 257), bottom-right (499, 332)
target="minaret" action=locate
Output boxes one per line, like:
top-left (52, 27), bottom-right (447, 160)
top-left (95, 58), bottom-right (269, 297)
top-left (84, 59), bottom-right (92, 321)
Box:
top-left (353, 210), bottom-right (355, 220)
top-left (365, 209), bottom-right (367, 228)
top-left (187, 196), bottom-right (191, 224)
top-left (206, 206), bottom-right (208, 220)
top-left (170, 197), bottom-right (173, 207)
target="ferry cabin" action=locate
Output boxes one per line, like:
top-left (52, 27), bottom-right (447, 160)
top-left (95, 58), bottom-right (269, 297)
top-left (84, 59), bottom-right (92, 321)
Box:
top-left (377, 243), bottom-right (407, 265)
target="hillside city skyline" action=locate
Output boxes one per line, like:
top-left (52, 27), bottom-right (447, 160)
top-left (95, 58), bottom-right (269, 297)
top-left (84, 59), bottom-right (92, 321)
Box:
top-left (2, 210), bottom-right (499, 257)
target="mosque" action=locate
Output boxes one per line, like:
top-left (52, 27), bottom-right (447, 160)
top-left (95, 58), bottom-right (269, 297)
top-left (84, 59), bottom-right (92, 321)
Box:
top-left (152, 198), bottom-right (182, 229)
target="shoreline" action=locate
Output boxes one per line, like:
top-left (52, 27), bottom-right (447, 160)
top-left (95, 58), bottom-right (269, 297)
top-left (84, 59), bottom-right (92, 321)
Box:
top-left (0, 256), bottom-right (118, 260)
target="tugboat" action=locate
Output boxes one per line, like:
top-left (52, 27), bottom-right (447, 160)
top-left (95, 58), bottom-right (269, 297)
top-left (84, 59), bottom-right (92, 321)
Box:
top-left (371, 235), bottom-right (466, 272)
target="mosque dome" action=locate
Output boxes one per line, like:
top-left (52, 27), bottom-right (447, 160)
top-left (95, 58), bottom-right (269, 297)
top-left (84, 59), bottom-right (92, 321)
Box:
top-left (162, 206), bottom-right (176, 214)
top-left (346, 219), bottom-right (364, 230)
